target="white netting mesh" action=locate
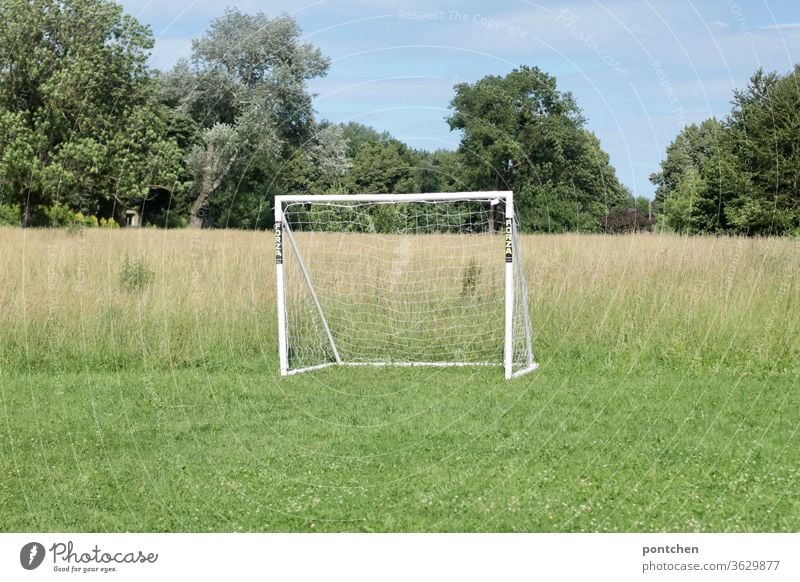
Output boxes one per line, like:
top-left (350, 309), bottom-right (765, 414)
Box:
top-left (278, 197), bottom-right (534, 377)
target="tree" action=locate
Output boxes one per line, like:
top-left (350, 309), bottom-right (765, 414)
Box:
top-left (631, 195), bottom-right (651, 216)
top-left (650, 118), bottom-right (736, 233)
top-left (280, 123), bottom-right (351, 195)
top-left (663, 166), bottom-right (704, 233)
top-left (446, 66), bottom-right (629, 232)
top-left (410, 149), bottom-right (466, 193)
top-left (725, 66), bottom-right (800, 234)
top-left (346, 139), bottom-right (419, 194)
top-left (652, 67), bottom-right (800, 235)
top-left (164, 9), bottom-right (330, 228)
top-left (339, 122), bottom-right (391, 159)
top-left (0, 0), bottom-right (183, 225)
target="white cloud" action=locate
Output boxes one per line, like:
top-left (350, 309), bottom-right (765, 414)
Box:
top-left (758, 23), bottom-right (800, 31)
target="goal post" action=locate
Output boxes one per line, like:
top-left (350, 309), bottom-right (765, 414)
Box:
top-left (274, 191), bottom-right (537, 380)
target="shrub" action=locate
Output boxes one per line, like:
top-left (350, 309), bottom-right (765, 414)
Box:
top-left (119, 256), bottom-right (155, 292)
top-left (0, 204), bottom-right (20, 226)
top-left (74, 212), bottom-right (99, 227)
top-left (460, 258), bottom-right (481, 298)
top-left (43, 204), bottom-right (78, 227)
top-left (146, 209), bottom-right (188, 229)
top-left (601, 207), bottom-right (655, 234)
top-left (35, 204), bottom-right (107, 228)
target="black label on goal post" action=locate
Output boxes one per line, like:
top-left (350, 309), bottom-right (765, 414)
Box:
top-left (275, 221), bottom-right (283, 265)
top-left (505, 218), bottom-right (513, 263)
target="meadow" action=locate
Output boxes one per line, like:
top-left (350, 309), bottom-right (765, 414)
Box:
top-left (0, 227), bottom-right (798, 531)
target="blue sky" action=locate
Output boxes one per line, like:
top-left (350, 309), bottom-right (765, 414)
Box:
top-left (121, 0), bottom-right (800, 199)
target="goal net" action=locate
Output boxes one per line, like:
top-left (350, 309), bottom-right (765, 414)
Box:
top-left (275, 192), bottom-right (536, 379)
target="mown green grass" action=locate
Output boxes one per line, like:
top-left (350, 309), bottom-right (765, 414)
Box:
top-left (2, 362), bottom-right (797, 532)
top-left (0, 228), bottom-right (798, 531)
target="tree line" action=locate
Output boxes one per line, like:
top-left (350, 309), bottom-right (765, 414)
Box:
top-left (651, 67), bottom-right (800, 235)
top-left (0, 1), bottom-right (797, 235)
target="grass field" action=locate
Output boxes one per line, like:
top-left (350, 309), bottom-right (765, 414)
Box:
top-left (0, 227), bottom-right (798, 531)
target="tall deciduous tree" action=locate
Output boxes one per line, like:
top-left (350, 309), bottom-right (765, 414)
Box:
top-left (650, 118), bottom-right (737, 233)
top-left (446, 66), bottom-right (629, 232)
top-left (652, 66), bottom-right (800, 235)
top-left (281, 123), bottom-right (351, 195)
top-left (346, 139), bottom-right (419, 194)
top-left (0, 0), bottom-right (182, 225)
top-left (163, 8), bottom-right (329, 228)
top-left (726, 67), bottom-right (800, 234)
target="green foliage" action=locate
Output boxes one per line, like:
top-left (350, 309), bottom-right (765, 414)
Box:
top-left (167, 8), bottom-right (330, 227)
top-left (370, 202), bottom-right (408, 233)
top-left (298, 203), bottom-right (373, 232)
top-left (650, 118), bottom-right (732, 233)
top-left (347, 139), bottom-right (419, 194)
top-left (280, 123), bottom-right (351, 197)
top-left (338, 123), bottom-right (472, 196)
top-left (204, 152), bottom-right (281, 229)
top-left (631, 196), bottom-right (651, 215)
top-left (42, 204), bottom-right (81, 227)
top-left (75, 213), bottom-right (99, 228)
top-left (6, 1), bottom-right (795, 237)
top-left (415, 149), bottom-right (466, 193)
top-left (208, 189), bottom-right (273, 230)
top-left (725, 67), bottom-right (800, 234)
top-left (0, 3), bottom-right (638, 233)
top-left (27, 204), bottom-right (106, 228)
top-left (144, 199), bottom-right (190, 229)
top-left (119, 256), bottom-right (154, 292)
top-left (652, 66), bottom-right (800, 235)
top-left (447, 66), bottom-right (629, 232)
top-left (0, 203), bottom-right (20, 226)
top-left (340, 122), bottom-right (392, 158)
top-left (663, 167), bottom-right (704, 233)
top-left (0, 0), bottom-right (184, 224)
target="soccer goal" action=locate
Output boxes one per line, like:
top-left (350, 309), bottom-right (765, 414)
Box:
top-left (274, 191), bottom-right (537, 380)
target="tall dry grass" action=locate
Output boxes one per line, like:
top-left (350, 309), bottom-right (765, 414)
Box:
top-left (0, 227), bottom-right (275, 371)
top-left (525, 233), bottom-right (799, 373)
top-left (0, 227), bottom-right (797, 374)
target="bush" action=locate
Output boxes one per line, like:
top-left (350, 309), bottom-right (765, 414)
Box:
top-left (119, 256), bottom-right (155, 292)
top-left (601, 207), bottom-right (655, 233)
top-left (0, 204), bottom-right (20, 226)
top-left (460, 258), bottom-right (481, 298)
top-left (74, 212), bottom-right (99, 227)
top-left (32, 204), bottom-right (109, 228)
top-left (146, 209), bottom-right (188, 229)
top-left (43, 204), bottom-right (79, 227)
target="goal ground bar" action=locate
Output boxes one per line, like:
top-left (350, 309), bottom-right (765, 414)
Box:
top-left (510, 363), bottom-right (540, 379)
top-left (284, 361), bottom-right (539, 377)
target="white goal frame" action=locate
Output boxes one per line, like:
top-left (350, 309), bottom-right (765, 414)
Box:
top-left (274, 191), bottom-right (537, 380)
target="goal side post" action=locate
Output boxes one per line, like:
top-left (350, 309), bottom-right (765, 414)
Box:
top-left (510, 208), bottom-right (538, 379)
top-left (275, 202), bottom-right (289, 376)
top-left (503, 191), bottom-right (515, 380)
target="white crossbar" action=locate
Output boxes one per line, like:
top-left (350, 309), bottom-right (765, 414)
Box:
top-left (276, 192), bottom-right (511, 204)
